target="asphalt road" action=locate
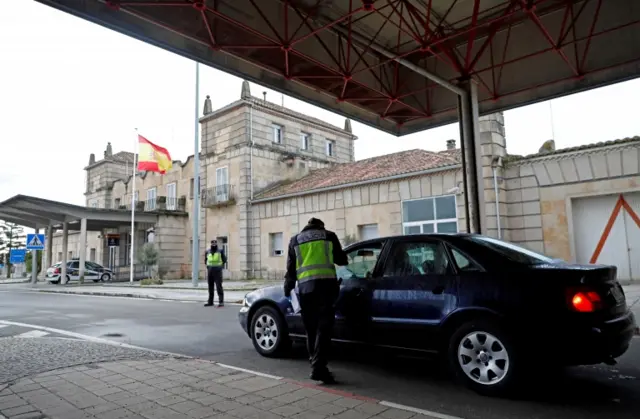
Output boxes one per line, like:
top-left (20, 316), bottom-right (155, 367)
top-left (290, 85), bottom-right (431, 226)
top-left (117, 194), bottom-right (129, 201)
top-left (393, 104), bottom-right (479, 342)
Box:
top-left (1, 289), bottom-right (639, 419)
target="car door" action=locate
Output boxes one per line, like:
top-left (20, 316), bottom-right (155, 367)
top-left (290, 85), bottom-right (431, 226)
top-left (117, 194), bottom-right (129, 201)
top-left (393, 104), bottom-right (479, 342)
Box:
top-left (84, 262), bottom-right (100, 281)
top-left (370, 238), bottom-right (459, 351)
top-left (67, 261), bottom-right (80, 281)
top-left (333, 240), bottom-right (386, 343)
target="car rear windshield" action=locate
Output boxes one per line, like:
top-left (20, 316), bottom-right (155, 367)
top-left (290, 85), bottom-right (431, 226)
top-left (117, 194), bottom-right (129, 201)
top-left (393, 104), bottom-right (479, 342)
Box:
top-left (466, 236), bottom-right (556, 265)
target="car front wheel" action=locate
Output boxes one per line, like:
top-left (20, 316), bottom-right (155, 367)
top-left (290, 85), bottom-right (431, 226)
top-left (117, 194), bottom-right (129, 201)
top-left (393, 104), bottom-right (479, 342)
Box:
top-left (100, 273), bottom-right (111, 282)
top-left (250, 306), bottom-right (289, 358)
top-left (448, 319), bottom-right (520, 396)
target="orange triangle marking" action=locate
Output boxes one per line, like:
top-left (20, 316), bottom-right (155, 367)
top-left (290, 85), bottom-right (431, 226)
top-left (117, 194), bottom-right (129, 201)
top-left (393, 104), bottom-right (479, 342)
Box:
top-left (590, 194), bottom-right (640, 264)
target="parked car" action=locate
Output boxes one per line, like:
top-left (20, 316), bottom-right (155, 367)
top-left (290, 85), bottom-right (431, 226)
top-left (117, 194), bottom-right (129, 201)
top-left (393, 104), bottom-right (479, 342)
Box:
top-left (46, 260), bottom-right (113, 284)
top-left (238, 234), bottom-right (636, 395)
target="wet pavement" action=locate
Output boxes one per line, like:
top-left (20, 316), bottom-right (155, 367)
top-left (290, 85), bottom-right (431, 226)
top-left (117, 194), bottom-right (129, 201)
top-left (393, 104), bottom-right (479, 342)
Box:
top-left (0, 287), bottom-right (639, 419)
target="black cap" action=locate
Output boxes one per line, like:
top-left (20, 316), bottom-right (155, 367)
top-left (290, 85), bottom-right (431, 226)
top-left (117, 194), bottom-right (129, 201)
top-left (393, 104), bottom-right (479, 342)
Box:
top-left (307, 218), bottom-right (324, 228)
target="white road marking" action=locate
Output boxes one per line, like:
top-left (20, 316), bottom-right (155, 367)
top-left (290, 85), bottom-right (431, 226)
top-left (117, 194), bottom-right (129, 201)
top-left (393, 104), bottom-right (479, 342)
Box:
top-left (379, 401), bottom-right (464, 419)
top-left (0, 325), bottom-right (8, 329)
top-left (16, 330), bottom-right (49, 338)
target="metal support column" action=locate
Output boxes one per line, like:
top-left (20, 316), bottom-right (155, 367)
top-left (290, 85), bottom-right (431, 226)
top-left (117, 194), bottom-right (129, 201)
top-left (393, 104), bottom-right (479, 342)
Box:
top-left (78, 218), bottom-right (87, 282)
top-left (61, 222), bottom-right (68, 284)
top-left (457, 79), bottom-right (485, 234)
top-left (31, 226), bottom-right (39, 284)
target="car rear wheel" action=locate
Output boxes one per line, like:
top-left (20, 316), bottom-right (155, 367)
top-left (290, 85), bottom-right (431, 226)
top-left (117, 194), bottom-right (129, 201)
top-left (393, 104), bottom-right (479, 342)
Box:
top-left (448, 320), bottom-right (520, 396)
top-left (250, 306), bottom-right (290, 358)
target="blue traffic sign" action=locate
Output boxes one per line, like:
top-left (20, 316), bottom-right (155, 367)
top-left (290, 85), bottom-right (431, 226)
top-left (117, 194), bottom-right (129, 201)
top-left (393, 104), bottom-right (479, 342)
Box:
top-left (10, 248), bottom-right (27, 264)
top-left (26, 234), bottom-right (45, 250)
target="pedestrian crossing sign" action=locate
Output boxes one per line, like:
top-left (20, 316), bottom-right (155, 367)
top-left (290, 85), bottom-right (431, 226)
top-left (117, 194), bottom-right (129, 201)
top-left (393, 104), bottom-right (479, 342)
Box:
top-left (26, 234), bottom-right (45, 250)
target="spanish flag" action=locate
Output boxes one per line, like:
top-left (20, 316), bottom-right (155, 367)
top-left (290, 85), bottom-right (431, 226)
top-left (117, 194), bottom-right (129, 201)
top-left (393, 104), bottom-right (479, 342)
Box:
top-left (137, 135), bottom-right (173, 174)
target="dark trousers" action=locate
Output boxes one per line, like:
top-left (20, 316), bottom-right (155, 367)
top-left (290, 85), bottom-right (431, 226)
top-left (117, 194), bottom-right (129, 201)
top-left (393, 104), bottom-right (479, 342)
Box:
top-left (299, 290), bottom-right (336, 373)
top-left (207, 267), bottom-right (223, 305)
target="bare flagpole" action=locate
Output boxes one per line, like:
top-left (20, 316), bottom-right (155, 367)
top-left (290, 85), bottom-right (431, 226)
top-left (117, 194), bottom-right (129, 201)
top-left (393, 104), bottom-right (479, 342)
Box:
top-left (191, 62), bottom-right (201, 287)
top-left (130, 129), bottom-right (138, 283)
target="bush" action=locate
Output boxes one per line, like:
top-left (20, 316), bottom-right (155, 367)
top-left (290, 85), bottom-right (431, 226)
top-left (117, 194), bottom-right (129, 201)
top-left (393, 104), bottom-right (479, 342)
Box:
top-left (137, 243), bottom-right (160, 280)
top-left (140, 278), bottom-right (164, 286)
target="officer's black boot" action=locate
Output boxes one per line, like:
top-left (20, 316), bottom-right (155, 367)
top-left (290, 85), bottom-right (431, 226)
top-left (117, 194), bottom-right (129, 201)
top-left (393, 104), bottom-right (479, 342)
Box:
top-left (310, 368), bottom-right (336, 384)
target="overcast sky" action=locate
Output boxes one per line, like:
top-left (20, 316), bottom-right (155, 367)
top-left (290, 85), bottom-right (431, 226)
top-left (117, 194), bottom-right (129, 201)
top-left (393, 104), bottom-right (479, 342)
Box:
top-left (2, 1), bottom-right (640, 207)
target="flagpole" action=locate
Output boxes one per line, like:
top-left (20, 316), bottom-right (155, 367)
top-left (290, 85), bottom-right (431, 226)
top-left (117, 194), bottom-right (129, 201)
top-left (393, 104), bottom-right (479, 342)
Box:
top-left (130, 128), bottom-right (138, 283)
top-left (191, 62), bottom-right (201, 287)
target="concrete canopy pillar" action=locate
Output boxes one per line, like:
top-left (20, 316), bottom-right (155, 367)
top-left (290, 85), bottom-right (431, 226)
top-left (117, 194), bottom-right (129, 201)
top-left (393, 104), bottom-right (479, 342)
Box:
top-left (61, 222), bottom-right (69, 284)
top-left (31, 226), bottom-right (39, 284)
top-left (78, 218), bottom-right (87, 282)
top-left (457, 79), bottom-right (486, 234)
top-left (45, 225), bottom-right (53, 270)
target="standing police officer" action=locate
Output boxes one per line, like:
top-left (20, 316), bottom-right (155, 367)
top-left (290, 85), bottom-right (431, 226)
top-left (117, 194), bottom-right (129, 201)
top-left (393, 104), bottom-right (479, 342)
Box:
top-left (205, 239), bottom-right (226, 307)
top-left (284, 218), bottom-right (348, 384)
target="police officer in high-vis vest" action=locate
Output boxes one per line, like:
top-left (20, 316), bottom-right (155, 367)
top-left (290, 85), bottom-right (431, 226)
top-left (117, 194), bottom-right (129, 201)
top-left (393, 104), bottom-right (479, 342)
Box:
top-left (205, 239), bottom-right (227, 307)
top-left (284, 218), bottom-right (348, 384)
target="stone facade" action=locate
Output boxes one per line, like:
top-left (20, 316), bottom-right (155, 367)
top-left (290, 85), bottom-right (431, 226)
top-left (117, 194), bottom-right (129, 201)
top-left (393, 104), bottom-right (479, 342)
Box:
top-left (52, 80), bottom-right (640, 281)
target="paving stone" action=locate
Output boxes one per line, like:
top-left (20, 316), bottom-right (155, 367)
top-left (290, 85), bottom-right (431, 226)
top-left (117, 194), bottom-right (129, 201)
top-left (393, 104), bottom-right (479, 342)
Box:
top-left (234, 394), bottom-right (265, 405)
top-left (165, 386), bottom-right (193, 395)
top-left (0, 394), bottom-right (28, 409)
top-left (9, 383), bottom-right (42, 394)
top-left (332, 397), bottom-right (366, 409)
top-left (9, 413), bottom-right (48, 419)
top-left (377, 407), bottom-right (416, 419)
top-left (141, 390), bottom-right (171, 401)
top-left (289, 412), bottom-right (327, 419)
top-left (355, 403), bottom-right (388, 416)
top-left (289, 397), bottom-right (326, 410)
top-left (225, 377), bottom-right (281, 393)
top-left (181, 391), bottom-right (211, 401)
top-left (95, 407), bottom-right (137, 419)
top-left (82, 402), bottom-right (120, 415)
top-left (186, 406), bottom-right (219, 419)
top-left (139, 407), bottom-right (184, 419)
top-left (309, 402), bottom-right (348, 416)
top-left (112, 396), bottom-right (151, 407)
top-left (332, 410), bottom-right (376, 419)
top-left (155, 394), bottom-right (188, 407)
top-left (192, 394), bottom-right (224, 406)
top-left (254, 383), bottom-right (301, 399)
top-left (104, 391), bottom-right (134, 402)
top-left (169, 400), bottom-right (204, 413)
top-left (270, 404), bottom-right (304, 417)
top-left (126, 401), bottom-right (159, 414)
top-left (253, 398), bottom-right (286, 410)
top-left (90, 386), bottom-right (123, 397)
top-left (1, 403), bottom-right (40, 417)
top-left (209, 400), bottom-right (244, 412)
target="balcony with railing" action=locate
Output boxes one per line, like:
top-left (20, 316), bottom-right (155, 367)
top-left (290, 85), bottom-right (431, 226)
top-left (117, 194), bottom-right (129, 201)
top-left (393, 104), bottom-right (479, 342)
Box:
top-left (93, 195), bottom-right (187, 212)
top-left (201, 184), bottom-right (236, 208)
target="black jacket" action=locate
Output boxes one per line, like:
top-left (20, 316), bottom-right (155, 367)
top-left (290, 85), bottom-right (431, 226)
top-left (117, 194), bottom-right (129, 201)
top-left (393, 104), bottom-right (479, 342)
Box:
top-left (284, 224), bottom-right (348, 296)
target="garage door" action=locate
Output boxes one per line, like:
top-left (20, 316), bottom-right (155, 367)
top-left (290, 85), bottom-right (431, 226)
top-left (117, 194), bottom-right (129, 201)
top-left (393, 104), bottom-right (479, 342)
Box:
top-left (359, 224), bottom-right (379, 241)
top-left (572, 192), bottom-right (640, 281)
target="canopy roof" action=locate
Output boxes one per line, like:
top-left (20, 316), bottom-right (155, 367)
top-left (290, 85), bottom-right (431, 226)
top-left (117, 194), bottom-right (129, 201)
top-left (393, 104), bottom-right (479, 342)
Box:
top-left (0, 195), bottom-right (157, 231)
top-left (36, 0), bottom-right (640, 135)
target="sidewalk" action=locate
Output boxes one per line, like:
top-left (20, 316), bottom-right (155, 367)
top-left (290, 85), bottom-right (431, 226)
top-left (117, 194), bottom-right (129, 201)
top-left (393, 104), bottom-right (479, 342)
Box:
top-left (0, 357), bottom-right (441, 419)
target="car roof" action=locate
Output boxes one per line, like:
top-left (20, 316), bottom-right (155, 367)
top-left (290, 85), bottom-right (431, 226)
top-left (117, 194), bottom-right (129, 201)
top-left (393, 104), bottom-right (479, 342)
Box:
top-left (345, 233), bottom-right (476, 248)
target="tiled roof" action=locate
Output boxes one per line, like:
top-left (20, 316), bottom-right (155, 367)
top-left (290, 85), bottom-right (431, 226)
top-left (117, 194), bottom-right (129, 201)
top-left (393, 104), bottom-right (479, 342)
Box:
top-left (255, 149), bottom-right (459, 200)
top-left (438, 148), bottom-right (462, 161)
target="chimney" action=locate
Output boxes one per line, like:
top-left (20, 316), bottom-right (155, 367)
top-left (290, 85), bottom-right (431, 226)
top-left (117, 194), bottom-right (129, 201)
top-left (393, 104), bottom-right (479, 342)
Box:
top-left (203, 95), bottom-right (213, 115)
top-left (104, 142), bottom-right (113, 158)
top-left (241, 80), bottom-right (251, 100)
top-left (446, 139), bottom-right (456, 150)
top-left (344, 118), bottom-right (352, 133)
top-left (89, 153), bottom-right (95, 165)
top-left (262, 91), bottom-right (267, 101)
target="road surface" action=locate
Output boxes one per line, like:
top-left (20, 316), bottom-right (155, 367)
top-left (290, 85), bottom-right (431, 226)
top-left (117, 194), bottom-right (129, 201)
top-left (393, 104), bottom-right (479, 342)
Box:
top-left (1, 289), bottom-right (638, 419)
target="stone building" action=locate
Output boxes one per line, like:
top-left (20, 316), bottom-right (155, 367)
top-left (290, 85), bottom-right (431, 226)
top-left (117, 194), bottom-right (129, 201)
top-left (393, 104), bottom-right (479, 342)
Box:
top-left (51, 82), bottom-right (640, 282)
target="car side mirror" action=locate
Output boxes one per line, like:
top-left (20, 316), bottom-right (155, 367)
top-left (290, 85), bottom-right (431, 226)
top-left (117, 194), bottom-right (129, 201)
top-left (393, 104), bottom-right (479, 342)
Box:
top-left (365, 271), bottom-right (372, 279)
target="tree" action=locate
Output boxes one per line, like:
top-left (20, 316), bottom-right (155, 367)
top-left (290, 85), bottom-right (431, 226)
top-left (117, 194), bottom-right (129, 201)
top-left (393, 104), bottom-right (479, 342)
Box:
top-left (0, 221), bottom-right (26, 276)
top-left (25, 250), bottom-right (44, 275)
top-left (137, 242), bottom-right (160, 280)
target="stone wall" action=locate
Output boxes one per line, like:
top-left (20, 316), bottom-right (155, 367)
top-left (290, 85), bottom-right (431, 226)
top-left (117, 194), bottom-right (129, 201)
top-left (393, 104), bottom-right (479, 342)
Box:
top-left (155, 214), bottom-right (189, 279)
top-left (252, 170), bottom-right (464, 273)
top-left (85, 161), bottom-right (130, 208)
top-left (504, 140), bottom-right (640, 258)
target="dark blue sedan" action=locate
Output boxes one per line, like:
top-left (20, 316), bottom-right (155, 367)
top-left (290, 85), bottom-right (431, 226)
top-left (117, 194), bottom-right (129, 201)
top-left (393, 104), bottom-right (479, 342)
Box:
top-left (239, 234), bottom-right (636, 395)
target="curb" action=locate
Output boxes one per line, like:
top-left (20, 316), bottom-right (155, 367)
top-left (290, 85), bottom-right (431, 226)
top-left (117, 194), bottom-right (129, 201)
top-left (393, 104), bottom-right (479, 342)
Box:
top-left (32, 289), bottom-right (243, 304)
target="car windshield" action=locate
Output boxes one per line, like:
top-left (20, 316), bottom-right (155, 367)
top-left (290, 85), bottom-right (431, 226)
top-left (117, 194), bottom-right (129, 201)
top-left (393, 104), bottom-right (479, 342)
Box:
top-left (466, 236), bottom-right (556, 265)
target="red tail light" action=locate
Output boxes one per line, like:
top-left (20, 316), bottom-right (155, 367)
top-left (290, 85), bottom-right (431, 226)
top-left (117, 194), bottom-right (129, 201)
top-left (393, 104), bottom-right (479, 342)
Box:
top-left (570, 291), bottom-right (602, 312)
top-left (54, 268), bottom-right (60, 274)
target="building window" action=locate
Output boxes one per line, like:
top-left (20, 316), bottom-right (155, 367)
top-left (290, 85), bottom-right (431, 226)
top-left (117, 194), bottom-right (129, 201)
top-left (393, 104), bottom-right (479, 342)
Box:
top-left (216, 167), bottom-right (229, 202)
top-left (326, 140), bottom-right (336, 157)
top-left (114, 198), bottom-right (121, 208)
top-left (189, 239), bottom-right (193, 262)
top-left (68, 251), bottom-right (73, 260)
top-left (90, 248), bottom-right (96, 262)
top-left (90, 200), bottom-right (98, 208)
top-left (147, 187), bottom-right (156, 210)
top-left (272, 123), bottom-right (283, 144)
top-left (134, 191), bottom-right (139, 204)
top-left (167, 182), bottom-right (177, 210)
top-left (217, 236), bottom-right (229, 269)
top-left (57, 252), bottom-right (62, 262)
top-left (270, 233), bottom-right (284, 256)
top-left (402, 195), bottom-right (458, 234)
top-left (300, 132), bottom-right (310, 150)
top-left (358, 224), bottom-right (379, 241)
top-left (189, 178), bottom-right (194, 199)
